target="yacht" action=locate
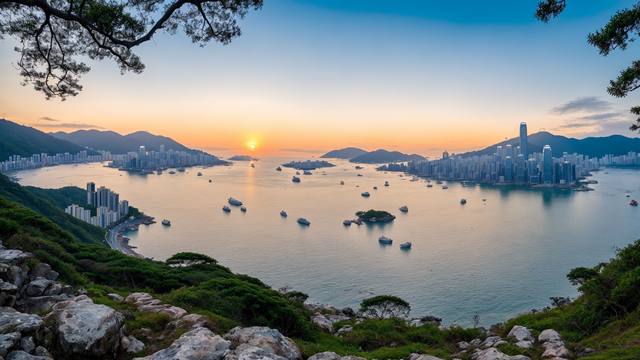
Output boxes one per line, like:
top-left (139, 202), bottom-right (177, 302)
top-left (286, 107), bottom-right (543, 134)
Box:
top-left (178, 168), bottom-right (185, 172)
top-left (630, 199), bottom-right (638, 206)
top-left (292, 176), bottom-right (301, 182)
top-left (460, 199), bottom-right (467, 204)
top-left (276, 167), bottom-right (282, 171)
top-left (240, 206), bottom-right (247, 212)
top-left (168, 170), bottom-right (176, 174)
top-left (355, 166), bottom-right (363, 170)
top-left (161, 219), bottom-right (171, 226)
top-left (343, 220), bottom-right (352, 226)
top-left (399, 206), bottom-right (408, 212)
top-left (426, 184), bottom-right (433, 188)
top-left (361, 192), bottom-right (370, 197)
top-left (340, 181), bottom-right (345, 185)
top-left (399, 242), bottom-right (412, 249)
top-left (251, 163), bottom-right (255, 168)
top-left (373, 186), bottom-right (378, 190)
top-left (297, 218), bottom-right (310, 225)
top-left (303, 170), bottom-right (312, 175)
top-left (197, 172), bottom-right (203, 176)
top-left (384, 181), bottom-right (389, 186)
top-left (209, 179), bottom-right (212, 183)
top-left (296, 171), bottom-right (300, 175)
top-left (228, 197), bottom-right (243, 206)
top-left (280, 210), bottom-right (287, 217)
top-left (222, 205), bottom-right (231, 212)
top-left (626, 194), bottom-right (631, 197)
top-left (378, 236), bottom-right (393, 244)
top-left (357, 174), bottom-right (363, 177)
top-left (436, 180), bottom-right (443, 184)
top-left (442, 185), bottom-right (448, 189)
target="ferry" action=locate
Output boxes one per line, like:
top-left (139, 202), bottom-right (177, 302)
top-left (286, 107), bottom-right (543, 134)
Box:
top-left (442, 185), bottom-right (448, 189)
top-left (168, 170), bottom-right (176, 174)
top-left (361, 192), bottom-right (370, 197)
top-left (373, 186), bottom-right (378, 190)
top-left (276, 167), bottom-right (282, 171)
top-left (399, 206), bottom-right (408, 212)
top-left (280, 210), bottom-right (288, 217)
top-left (343, 220), bottom-right (352, 225)
top-left (303, 170), bottom-right (312, 175)
top-left (178, 168), bottom-right (185, 172)
top-left (384, 181), bottom-right (389, 186)
top-left (241, 206), bottom-right (247, 212)
top-left (161, 219), bottom-right (171, 226)
top-left (630, 199), bottom-right (638, 206)
top-left (460, 199), bottom-right (467, 204)
top-left (222, 205), bottom-right (231, 212)
top-left (399, 242), bottom-right (412, 249)
top-left (197, 172), bottom-right (203, 176)
top-left (228, 197), bottom-right (243, 206)
top-left (355, 166), bottom-right (363, 170)
top-left (427, 184), bottom-right (433, 187)
top-left (297, 218), bottom-right (310, 225)
top-left (292, 176), bottom-right (301, 182)
top-left (378, 236), bottom-right (393, 244)
top-left (357, 174), bottom-right (363, 177)
top-left (251, 163), bottom-right (255, 168)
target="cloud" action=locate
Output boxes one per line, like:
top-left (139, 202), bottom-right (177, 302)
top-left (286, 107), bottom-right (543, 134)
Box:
top-left (279, 148), bottom-right (327, 154)
top-left (39, 116), bottom-right (59, 122)
top-left (31, 123), bottom-right (104, 129)
top-left (549, 96), bottom-right (613, 115)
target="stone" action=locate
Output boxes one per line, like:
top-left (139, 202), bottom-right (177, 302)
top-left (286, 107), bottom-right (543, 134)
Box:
top-left (0, 333), bottom-right (21, 357)
top-left (126, 292), bottom-right (154, 304)
top-left (311, 314), bottom-right (334, 333)
top-left (6, 267), bottom-right (25, 288)
top-left (166, 313), bottom-right (211, 331)
top-left (127, 337), bottom-right (146, 354)
top-left (514, 341), bottom-right (533, 348)
top-left (507, 326), bottom-right (535, 342)
top-left (107, 293), bottom-right (124, 302)
top-left (0, 251), bottom-right (33, 268)
top-left (0, 308), bottom-right (42, 334)
top-left (134, 327), bottom-right (230, 360)
top-left (541, 341), bottom-right (565, 350)
top-left (340, 357), bottom-right (367, 360)
top-left (492, 340), bottom-right (508, 347)
top-left (577, 348), bottom-right (596, 358)
top-left (223, 326), bottom-right (302, 360)
top-left (472, 348), bottom-right (531, 360)
top-left (27, 264), bottom-right (50, 279)
top-left (342, 307), bottom-right (356, 317)
top-left (121, 336), bottom-right (130, 350)
top-left (42, 283), bottom-right (62, 297)
top-left (50, 294), bottom-right (93, 312)
top-left (334, 325), bottom-right (353, 337)
top-left (61, 286), bottom-right (73, 295)
top-left (470, 339), bottom-right (482, 346)
top-left (481, 336), bottom-right (502, 348)
top-left (74, 289), bottom-right (87, 296)
top-left (408, 355), bottom-right (446, 360)
top-left (43, 271), bottom-right (57, 282)
top-left (538, 329), bottom-right (562, 343)
top-left (54, 301), bottom-right (125, 357)
top-left (226, 344), bottom-right (287, 360)
top-left (541, 347), bottom-right (571, 358)
top-left (16, 296), bottom-right (59, 314)
top-left (33, 347), bottom-right (52, 358)
top-left (18, 337), bottom-right (34, 354)
top-left (24, 280), bottom-right (52, 297)
top-left (137, 304), bottom-right (187, 319)
top-left (5, 351), bottom-right (50, 359)
top-left (308, 351), bottom-right (341, 360)
top-left (458, 341), bottom-right (470, 349)
top-left (133, 328), bottom-right (153, 337)
top-left (0, 283), bottom-right (18, 295)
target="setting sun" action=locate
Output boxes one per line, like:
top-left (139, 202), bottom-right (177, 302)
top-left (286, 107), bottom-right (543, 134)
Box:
top-left (248, 142), bottom-right (255, 151)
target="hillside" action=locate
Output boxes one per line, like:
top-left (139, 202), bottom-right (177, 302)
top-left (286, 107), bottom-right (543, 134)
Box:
top-left (350, 149), bottom-right (425, 164)
top-left (51, 129), bottom-right (203, 155)
top-left (320, 147), bottom-right (368, 159)
top-left (459, 132), bottom-right (640, 158)
top-left (0, 119), bottom-right (97, 160)
top-left (0, 174), bottom-right (106, 246)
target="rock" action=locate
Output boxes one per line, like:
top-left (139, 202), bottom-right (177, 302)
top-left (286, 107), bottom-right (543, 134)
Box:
top-left (312, 314), bottom-right (334, 333)
top-left (342, 307), bottom-right (356, 317)
top-left (577, 348), bottom-right (596, 358)
top-left (0, 283), bottom-right (18, 295)
top-left (334, 325), bottom-right (353, 337)
top-left (481, 336), bottom-right (502, 348)
top-left (409, 354), bottom-right (446, 360)
top-left (0, 333), bottom-right (21, 357)
top-left (127, 337), bottom-right (146, 354)
top-left (458, 341), bottom-right (470, 349)
top-left (121, 336), bottom-right (130, 351)
top-left (340, 357), bottom-right (367, 360)
top-left (137, 304), bottom-right (187, 319)
top-left (541, 347), bottom-right (571, 358)
top-left (54, 301), bottom-right (125, 357)
top-left (61, 286), bottom-right (73, 295)
top-left (421, 315), bottom-right (443, 325)
top-left (42, 283), bottom-right (62, 297)
top-left (74, 289), bottom-right (87, 296)
top-left (126, 292), bottom-right (154, 304)
top-left (493, 340), bottom-right (508, 347)
top-left (226, 344), bottom-right (287, 360)
top-left (514, 341), bottom-right (533, 348)
top-left (538, 329), bottom-right (562, 342)
top-left (16, 296), bottom-right (59, 314)
top-left (223, 326), bottom-right (302, 360)
top-left (507, 326), bottom-right (535, 342)
top-left (166, 314), bottom-right (211, 331)
top-left (489, 323), bottom-right (504, 332)
top-left (541, 341), bottom-right (565, 350)
top-left (472, 348), bottom-right (531, 360)
top-left (134, 327), bottom-right (230, 360)
top-left (6, 351), bottom-right (51, 359)
top-left (0, 308), bottom-right (42, 334)
top-left (308, 351), bottom-right (341, 360)
top-left (43, 271), bottom-right (57, 282)
top-left (18, 337), bottom-right (34, 355)
top-left (7, 267), bottom-right (25, 288)
top-left (27, 264), bottom-right (50, 279)
top-left (24, 280), bottom-right (52, 297)
top-left (33, 347), bottom-right (52, 358)
top-left (50, 294), bottom-right (93, 312)
top-left (107, 293), bottom-right (124, 302)
top-left (0, 250), bottom-right (33, 268)
top-left (133, 328), bottom-right (153, 337)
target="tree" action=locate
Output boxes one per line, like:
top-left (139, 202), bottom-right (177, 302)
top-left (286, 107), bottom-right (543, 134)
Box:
top-left (0, 0), bottom-right (262, 100)
top-left (535, 1), bottom-right (640, 131)
top-left (166, 252), bottom-right (218, 266)
top-left (359, 295), bottom-right (411, 319)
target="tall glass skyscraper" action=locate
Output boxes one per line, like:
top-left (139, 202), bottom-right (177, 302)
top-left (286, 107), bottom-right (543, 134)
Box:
top-left (543, 145), bottom-right (553, 184)
top-left (520, 122), bottom-right (528, 160)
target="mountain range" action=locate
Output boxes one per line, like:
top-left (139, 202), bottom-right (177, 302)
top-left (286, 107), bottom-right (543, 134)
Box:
top-left (0, 119), bottom-right (98, 161)
top-left (350, 149), bottom-right (426, 163)
top-left (51, 129), bottom-right (202, 155)
top-left (320, 147), bottom-right (368, 159)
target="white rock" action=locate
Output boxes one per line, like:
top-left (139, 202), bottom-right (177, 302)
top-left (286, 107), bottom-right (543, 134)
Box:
top-left (307, 351), bottom-right (341, 360)
top-left (458, 341), bottom-right (470, 349)
top-left (514, 340), bottom-right (533, 348)
top-left (473, 348), bottom-right (531, 360)
top-left (507, 326), bottom-right (535, 342)
top-left (135, 327), bottom-right (230, 360)
top-left (538, 329), bottom-right (562, 342)
top-left (408, 354), bottom-right (446, 360)
top-left (223, 327), bottom-right (302, 360)
top-left (541, 346), bottom-right (571, 358)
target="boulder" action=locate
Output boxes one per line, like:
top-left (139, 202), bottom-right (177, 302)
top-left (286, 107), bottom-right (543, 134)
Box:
top-left (481, 336), bottom-right (502, 348)
top-left (121, 336), bottom-right (130, 351)
top-left (507, 326), bottom-right (535, 342)
top-left (226, 344), bottom-right (287, 360)
top-left (514, 341), bottom-right (533, 348)
top-left (127, 337), bottom-right (146, 354)
top-left (0, 250), bottom-right (33, 268)
top-left (538, 329), bottom-right (562, 342)
top-left (408, 354), bottom-right (446, 360)
top-left (308, 351), bottom-right (341, 360)
top-left (577, 348), bottom-right (596, 358)
top-left (0, 283), bottom-right (18, 295)
top-left (342, 307), bottom-right (356, 317)
top-left (19, 337), bottom-right (34, 354)
top-left (16, 296), bottom-right (60, 314)
top-left (33, 347), bottom-right (52, 358)
top-left (54, 301), bottom-right (125, 357)
top-left (472, 348), bottom-right (531, 360)
top-left (43, 271), bottom-right (58, 282)
top-left (223, 326), bottom-right (302, 360)
top-left (137, 304), bottom-right (187, 319)
top-left (334, 325), bottom-right (352, 337)
top-left (340, 357), bottom-right (367, 360)
top-left (311, 314), bottom-right (334, 333)
top-left (27, 264), bottom-right (50, 279)
top-left (5, 351), bottom-right (51, 359)
top-left (24, 280), bottom-right (53, 298)
top-left (50, 294), bottom-right (93, 312)
top-left (135, 327), bottom-right (231, 360)
top-left (42, 283), bottom-right (62, 297)
top-left (0, 308), bottom-right (43, 334)
top-left (7, 267), bottom-right (25, 288)
top-left (126, 292), bottom-right (154, 305)
top-left (107, 293), bottom-right (124, 302)
top-left (458, 341), bottom-right (470, 349)
top-left (166, 314), bottom-right (211, 331)
top-left (61, 286), bottom-right (73, 296)
top-left (541, 347), bottom-right (571, 358)
top-left (0, 332), bottom-right (21, 357)
top-left (541, 341), bottom-right (565, 350)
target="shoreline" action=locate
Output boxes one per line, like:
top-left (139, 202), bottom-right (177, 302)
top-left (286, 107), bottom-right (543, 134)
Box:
top-left (108, 216), bottom-right (155, 259)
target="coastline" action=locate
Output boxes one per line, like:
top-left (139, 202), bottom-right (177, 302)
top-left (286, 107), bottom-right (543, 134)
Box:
top-left (107, 216), bottom-right (155, 259)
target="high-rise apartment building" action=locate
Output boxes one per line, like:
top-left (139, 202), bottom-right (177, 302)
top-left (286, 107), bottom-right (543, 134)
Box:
top-left (520, 122), bottom-right (528, 160)
top-left (543, 145), bottom-right (553, 184)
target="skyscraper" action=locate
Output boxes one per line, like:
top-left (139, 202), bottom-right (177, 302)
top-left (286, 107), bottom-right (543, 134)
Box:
top-left (520, 122), bottom-right (528, 160)
top-left (516, 154), bottom-right (525, 182)
top-left (543, 145), bottom-right (553, 184)
top-left (86, 182), bottom-right (95, 206)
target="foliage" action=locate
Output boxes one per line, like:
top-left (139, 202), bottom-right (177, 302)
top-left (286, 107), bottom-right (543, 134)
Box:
top-left (359, 295), bottom-right (411, 319)
top-left (166, 252), bottom-right (218, 266)
top-left (0, 0), bottom-right (263, 100)
top-left (359, 210), bottom-right (392, 220)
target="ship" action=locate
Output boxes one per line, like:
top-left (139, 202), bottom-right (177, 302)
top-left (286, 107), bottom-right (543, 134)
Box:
top-left (460, 199), bottom-right (467, 204)
top-left (280, 210), bottom-right (287, 217)
top-left (222, 205), bottom-right (231, 212)
top-left (197, 172), bottom-right (203, 176)
top-left (161, 219), bottom-right (171, 226)
top-left (426, 184), bottom-right (433, 187)
top-left (355, 166), bottom-right (363, 170)
top-left (177, 168), bottom-right (185, 172)
top-left (228, 197), bottom-right (243, 206)
top-left (303, 170), bottom-right (312, 175)
top-left (399, 242), bottom-right (412, 249)
top-left (292, 176), bottom-right (301, 182)
top-left (157, 170), bottom-right (162, 175)
top-left (276, 167), bottom-right (282, 171)
top-left (378, 236), bottom-right (393, 244)
top-left (442, 185), bottom-right (448, 189)
top-left (384, 181), bottom-right (389, 186)
top-left (630, 199), bottom-right (638, 206)
top-left (241, 206), bottom-right (247, 212)
top-left (251, 163), bottom-right (255, 168)
top-left (340, 181), bottom-right (345, 185)
top-left (297, 218), bottom-right (310, 225)
top-left (361, 192), bottom-right (370, 197)
top-left (399, 206), bottom-right (408, 212)
top-left (343, 220), bottom-right (352, 225)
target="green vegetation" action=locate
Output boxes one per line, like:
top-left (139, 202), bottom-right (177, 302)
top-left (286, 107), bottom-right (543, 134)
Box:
top-left (359, 210), bottom-right (392, 220)
top-left (166, 252), bottom-right (218, 266)
top-left (359, 295), bottom-right (411, 319)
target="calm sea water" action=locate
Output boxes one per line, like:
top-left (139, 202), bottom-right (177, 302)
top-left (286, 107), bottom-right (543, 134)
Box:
top-left (14, 159), bottom-right (640, 326)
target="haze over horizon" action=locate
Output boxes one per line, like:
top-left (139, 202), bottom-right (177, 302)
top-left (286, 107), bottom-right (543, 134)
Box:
top-left (1, 0), bottom-right (640, 158)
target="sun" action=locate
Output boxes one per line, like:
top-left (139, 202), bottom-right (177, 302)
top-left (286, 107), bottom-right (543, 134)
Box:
top-left (248, 142), bottom-right (256, 151)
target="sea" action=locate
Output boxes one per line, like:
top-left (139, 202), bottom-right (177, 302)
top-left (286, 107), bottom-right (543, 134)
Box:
top-left (13, 158), bottom-right (640, 327)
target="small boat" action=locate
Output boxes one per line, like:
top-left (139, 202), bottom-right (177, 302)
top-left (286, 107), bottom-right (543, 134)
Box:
top-left (340, 181), bottom-right (345, 185)
top-left (222, 206), bottom-right (231, 212)
top-left (461, 183), bottom-right (467, 187)
top-left (162, 219), bottom-right (171, 226)
top-left (357, 174), bottom-right (363, 177)
top-left (297, 218), bottom-right (310, 225)
top-left (322, 173), bottom-right (327, 175)
top-left (355, 211), bottom-right (365, 216)
top-left (343, 220), bottom-right (352, 225)
top-left (630, 199), bottom-right (638, 206)
top-left (228, 197), bottom-right (243, 206)
top-left (169, 170), bottom-right (176, 174)
top-left (280, 210), bottom-right (287, 217)
top-left (355, 166), bottom-right (363, 169)
top-left (426, 184), bottom-right (433, 187)
top-left (241, 206), bottom-right (247, 212)
top-left (292, 176), bottom-right (301, 182)
top-left (442, 185), bottom-right (448, 189)
top-left (605, 172), bottom-right (609, 174)
top-left (476, 183), bottom-right (481, 186)
top-left (276, 167), bottom-right (282, 171)
top-left (209, 179), bottom-right (212, 183)
top-left (197, 172), bottom-right (202, 176)
top-left (296, 171), bottom-right (300, 175)
top-left (436, 180), bottom-right (443, 184)
top-left (460, 199), bottom-right (467, 204)
top-left (384, 181), bottom-right (389, 186)
top-left (399, 242), bottom-right (412, 249)
top-left (251, 163), bottom-right (255, 168)
top-left (178, 168), bottom-right (185, 172)
top-left (378, 236), bottom-right (393, 244)
top-left (157, 170), bottom-right (162, 175)
top-left (482, 199), bottom-right (487, 201)
top-left (399, 206), bottom-right (408, 212)
top-left (373, 186), bottom-right (378, 190)
top-left (303, 170), bottom-right (312, 175)
top-left (410, 176), bottom-right (419, 181)
top-left (361, 192), bottom-right (370, 197)
top-left (626, 194), bottom-right (631, 197)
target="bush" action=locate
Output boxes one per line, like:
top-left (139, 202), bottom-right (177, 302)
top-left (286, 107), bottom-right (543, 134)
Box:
top-left (359, 295), bottom-right (411, 319)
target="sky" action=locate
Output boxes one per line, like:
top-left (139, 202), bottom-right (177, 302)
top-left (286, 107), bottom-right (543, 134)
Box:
top-left (1, 0), bottom-right (640, 157)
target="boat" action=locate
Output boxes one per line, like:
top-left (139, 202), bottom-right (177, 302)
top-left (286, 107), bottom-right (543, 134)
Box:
top-left (626, 194), bottom-right (631, 197)
top-left (276, 167), bottom-right (282, 171)
top-left (292, 176), bottom-right (301, 182)
top-left (355, 166), bottom-right (363, 170)
top-left (197, 172), bottom-right (202, 176)
top-left (296, 171), bottom-right (300, 175)
top-left (384, 181), bottom-right (389, 186)
top-left (460, 199), bottom-right (467, 204)
top-left (361, 192), bottom-right (370, 197)
top-left (461, 183), bottom-right (467, 187)
top-left (322, 173), bottom-right (327, 175)
top-left (228, 197), bottom-right (243, 206)
top-left (399, 205), bottom-right (408, 212)
top-left (378, 236), bottom-right (393, 244)
top-left (251, 163), bottom-right (255, 168)
top-left (343, 220), bottom-right (352, 225)
top-left (410, 176), bottom-right (419, 181)
top-left (161, 219), bottom-right (171, 226)
top-left (476, 183), bottom-right (481, 185)
top-left (209, 179), bottom-right (212, 183)
top-left (436, 180), bottom-right (443, 184)
top-left (142, 169), bottom-right (154, 174)
top-left (222, 206), bottom-right (231, 212)
top-left (355, 211), bottom-right (365, 216)
top-left (482, 199), bottom-right (487, 201)
top-left (630, 199), bottom-right (638, 206)
top-left (303, 170), bottom-right (312, 175)
top-left (426, 184), bottom-right (433, 187)
top-left (157, 170), bottom-right (162, 175)
top-left (178, 168), bottom-right (185, 172)
top-left (399, 242), bottom-right (412, 249)
top-left (241, 206), bottom-right (247, 212)
top-left (605, 172), bottom-right (609, 174)
top-left (169, 170), bottom-right (176, 174)
top-left (297, 218), bottom-right (310, 225)
top-left (373, 186), bottom-right (378, 190)
top-left (357, 174), bottom-right (363, 177)
top-left (340, 181), bottom-right (345, 185)
top-left (442, 185), bottom-right (448, 189)
top-left (280, 210), bottom-right (287, 217)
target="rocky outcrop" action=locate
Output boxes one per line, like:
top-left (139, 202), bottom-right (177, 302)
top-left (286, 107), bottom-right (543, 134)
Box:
top-left (135, 327), bottom-right (231, 360)
top-left (125, 292), bottom-right (187, 319)
top-left (507, 325), bottom-right (534, 348)
top-left (538, 329), bottom-right (562, 343)
top-left (0, 308), bottom-right (43, 334)
top-left (223, 326), bottom-right (302, 360)
top-left (5, 350), bottom-right (52, 359)
top-left (408, 354), bottom-right (445, 360)
top-left (471, 348), bottom-right (530, 360)
top-left (308, 351), bottom-right (342, 360)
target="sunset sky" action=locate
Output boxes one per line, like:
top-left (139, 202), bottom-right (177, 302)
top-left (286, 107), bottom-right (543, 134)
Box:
top-left (1, 0), bottom-right (639, 157)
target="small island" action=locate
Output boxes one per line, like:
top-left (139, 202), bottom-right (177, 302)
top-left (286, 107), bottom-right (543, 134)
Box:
top-left (282, 159), bottom-right (335, 170)
top-left (228, 155), bottom-right (258, 161)
top-left (356, 209), bottom-right (396, 223)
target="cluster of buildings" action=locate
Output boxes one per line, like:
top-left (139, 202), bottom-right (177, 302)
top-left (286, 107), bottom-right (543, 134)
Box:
top-left (380, 122), bottom-right (636, 185)
top-left (282, 159), bottom-right (335, 169)
top-left (0, 151), bottom-right (106, 173)
top-left (64, 182), bottom-right (130, 228)
top-left (107, 146), bottom-right (224, 170)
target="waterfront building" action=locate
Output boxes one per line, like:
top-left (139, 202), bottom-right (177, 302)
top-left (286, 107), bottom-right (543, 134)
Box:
top-left (520, 122), bottom-right (528, 160)
top-left (543, 145), bottom-right (553, 184)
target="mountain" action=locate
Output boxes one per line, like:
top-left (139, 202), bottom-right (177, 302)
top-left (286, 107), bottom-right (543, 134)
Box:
top-left (0, 119), bottom-right (98, 160)
top-left (350, 149), bottom-right (426, 164)
top-left (458, 132), bottom-right (640, 159)
top-left (320, 147), bottom-right (368, 159)
top-left (51, 129), bottom-right (203, 155)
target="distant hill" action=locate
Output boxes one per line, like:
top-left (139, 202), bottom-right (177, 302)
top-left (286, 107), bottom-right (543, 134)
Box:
top-left (51, 129), bottom-right (203, 155)
top-left (320, 147), bottom-right (368, 159)
top-left (350, 149), bottom-right (425, 164)
top-left (0, 119), bottom-right (98, 161)
top-left (458, 132), bottom-right (640, 158)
